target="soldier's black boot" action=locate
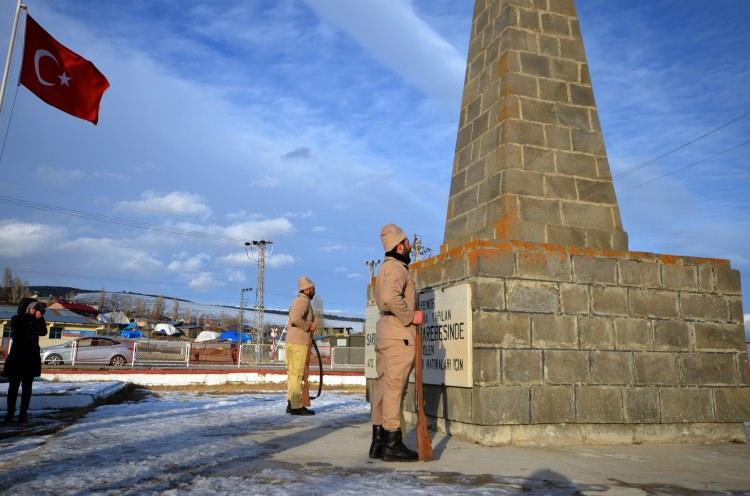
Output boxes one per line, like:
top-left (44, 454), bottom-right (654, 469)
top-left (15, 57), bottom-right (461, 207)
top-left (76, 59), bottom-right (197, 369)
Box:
top-left (290, 406), bottom-right (315, 416)
top-left (286, 400), bottom-right (291, 414)
top-left (382, 429), bottom-right (418, 462)
top-left (368, 425), bottom-right (384, 459)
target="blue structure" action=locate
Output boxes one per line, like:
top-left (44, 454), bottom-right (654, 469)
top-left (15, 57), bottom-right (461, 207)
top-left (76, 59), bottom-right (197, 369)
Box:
top-left (219, 330), bottom-right (251, 343)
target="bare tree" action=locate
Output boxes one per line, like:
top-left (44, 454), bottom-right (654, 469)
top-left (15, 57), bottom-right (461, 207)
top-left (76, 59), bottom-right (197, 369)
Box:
top-left (151, 296), bottom-right (165, 321)
top-left (311, 295), bottom-right (326, 337)
top-left (98, 289), bottom-right (107, 312)
top-left (134, 299), bottom-right (146, 319)
top-left (171, 298), bottom-right (180, 321)
top-left (221, 312), bottom-right (240, 330)
top-left (11, 276), bottom-right (29, 303)
top-left (121, 295), bottom-right (134, 315)
top-left (1, 267), bottom-right (12, 302)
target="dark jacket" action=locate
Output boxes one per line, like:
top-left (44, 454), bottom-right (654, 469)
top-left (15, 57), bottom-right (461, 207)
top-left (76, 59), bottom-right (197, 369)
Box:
top-left (2, 298), bottom-right (47, 377)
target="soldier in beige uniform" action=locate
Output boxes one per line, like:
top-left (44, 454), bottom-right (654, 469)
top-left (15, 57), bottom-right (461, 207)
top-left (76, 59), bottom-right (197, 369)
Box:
top-left (285, 276), bottom-right (317, 416)
top-left (369, 224), bottom-right (424, 462)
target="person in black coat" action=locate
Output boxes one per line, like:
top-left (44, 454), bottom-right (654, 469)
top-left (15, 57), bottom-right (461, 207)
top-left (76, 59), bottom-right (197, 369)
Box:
top-left (3, 297), bottom-right (47, 423)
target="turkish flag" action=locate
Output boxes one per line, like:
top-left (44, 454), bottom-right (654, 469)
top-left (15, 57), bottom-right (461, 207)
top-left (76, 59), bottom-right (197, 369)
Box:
top-left (20, 15), bottom-right (109, 125)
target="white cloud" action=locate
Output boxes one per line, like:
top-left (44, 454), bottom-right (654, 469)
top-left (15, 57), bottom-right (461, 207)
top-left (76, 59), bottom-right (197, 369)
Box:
top-left (219, 252), bottom-right (254, 266)
top-left (0, 221), bottom-right (66, 257)
top-left (745, 314), bottom-right (750, 341)
top-left (305, 0), bottom-right (464, 108)
top-left (312, 225), bottom-right (326, 232)
top-left (61, 237), bottom-right (164, 275)
top-left (226, 209), bottom-right (264, 221)
top-left (117, 191), bottom-right (212, 218)
top-left (334, 266), bottom-right (348, 273)
top-left (347, 272), bottom-right (363, 279)
top-left (189, 271), bottom-right (217, 289)
top-left (220, 251), bottom-right (295, 269)
top-left (36, 166), bottom-right (129, 184)
top-left (250, 176), bottom-right (280, 188)
top-left (221, 218), bottom-right (295, 241)
top-left (225, 270), bottom-right (246, 282)
top-left (284, 210), bottom-right (314, 219)
top-left (266, 253), bottom-right (296, 268)
top-left (167, 253), bottom-right (210, 272)
top-left (319, 243), bottom-right (346, 253)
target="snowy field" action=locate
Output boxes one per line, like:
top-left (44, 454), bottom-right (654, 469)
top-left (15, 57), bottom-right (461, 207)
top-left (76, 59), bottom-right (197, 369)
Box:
top-left (0, 391), bottom-right (579, 496)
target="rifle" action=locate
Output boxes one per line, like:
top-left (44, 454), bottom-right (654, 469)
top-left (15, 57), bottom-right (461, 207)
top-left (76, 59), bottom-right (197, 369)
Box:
top-left (414, 304), bottom-right (434, 461)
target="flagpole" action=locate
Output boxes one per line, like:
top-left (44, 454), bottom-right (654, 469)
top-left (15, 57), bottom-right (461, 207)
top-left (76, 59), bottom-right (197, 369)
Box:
top-left (0, 0), bottom-right (25, 118)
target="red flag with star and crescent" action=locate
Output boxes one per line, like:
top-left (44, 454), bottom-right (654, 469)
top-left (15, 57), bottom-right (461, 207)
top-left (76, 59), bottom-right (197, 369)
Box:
top-left (20, 15), bottom-right (109, 125)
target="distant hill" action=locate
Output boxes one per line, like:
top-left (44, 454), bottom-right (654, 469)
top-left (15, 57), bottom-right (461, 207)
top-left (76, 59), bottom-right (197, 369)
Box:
top-left (30, 286), bottom-right (94, 298)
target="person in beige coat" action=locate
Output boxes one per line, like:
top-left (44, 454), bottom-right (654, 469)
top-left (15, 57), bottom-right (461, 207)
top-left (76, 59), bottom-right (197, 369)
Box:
top-left (369, 224), bottom-right (424, 462)
top-left (285, 276), bottom-right (317, 416)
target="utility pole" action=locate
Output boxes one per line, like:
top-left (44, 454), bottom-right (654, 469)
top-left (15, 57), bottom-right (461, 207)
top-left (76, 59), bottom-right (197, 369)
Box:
top-left (365, 259), bottom-right (381, 279)
top-left (245, 240), bottom-right (272, 362)
top-left (239, 287), bottom-right (253, 332)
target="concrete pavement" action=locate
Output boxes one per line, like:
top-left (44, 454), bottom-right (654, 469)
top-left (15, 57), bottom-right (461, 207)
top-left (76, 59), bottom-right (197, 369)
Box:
top-left (257, 413), bottom-right (750, 494)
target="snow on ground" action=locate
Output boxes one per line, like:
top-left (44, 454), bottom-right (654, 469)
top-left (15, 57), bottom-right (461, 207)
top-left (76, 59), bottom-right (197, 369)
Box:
top-left (0, 392), bottom-right (586, 495)
top-left (0, 380), bottom-right (127, 412)
top-left (0, 380), bottom-right (124, 398)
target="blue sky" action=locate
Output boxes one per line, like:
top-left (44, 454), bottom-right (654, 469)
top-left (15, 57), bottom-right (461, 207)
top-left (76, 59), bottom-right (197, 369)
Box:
top-left (0, 1), bottom-right (747, 335)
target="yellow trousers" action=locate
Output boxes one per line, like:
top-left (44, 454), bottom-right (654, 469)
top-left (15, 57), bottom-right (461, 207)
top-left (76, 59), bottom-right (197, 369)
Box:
top-left (285, 343), bottom-right (309, 409)
top-left (371, 338), bottom-right (415, 431)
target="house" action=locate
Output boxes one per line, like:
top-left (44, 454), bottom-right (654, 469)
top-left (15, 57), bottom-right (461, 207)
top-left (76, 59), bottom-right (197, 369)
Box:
top-left (46, 300), bottom-right (99, 319)
top-left (0, 304), bottom-right (104, 348)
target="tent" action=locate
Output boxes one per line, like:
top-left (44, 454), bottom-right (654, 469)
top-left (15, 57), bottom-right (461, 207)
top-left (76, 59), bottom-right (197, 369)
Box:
top-left (99, 311), bottom-right (130, 325)
top-left (195, 331), bottom-right (220, 342)
top-left (121, 329), bottom-right (144, 339)
top-left (154, 323), bottom-right (181, 336)
top-left (219, 330), bottom-right (251, 343)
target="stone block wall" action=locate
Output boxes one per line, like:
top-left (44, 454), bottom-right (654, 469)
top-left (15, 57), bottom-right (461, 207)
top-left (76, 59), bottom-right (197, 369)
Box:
top-left (383, 240), bottom-right (750, 445)
top-left (443, 0), bottom-right (629, 251)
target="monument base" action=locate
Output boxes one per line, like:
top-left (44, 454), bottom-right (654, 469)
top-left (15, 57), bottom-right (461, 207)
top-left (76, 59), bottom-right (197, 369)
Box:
top-left (364, 240), bottom-right (750, 446)
top-left (402, 410), bottom-right (747, 446)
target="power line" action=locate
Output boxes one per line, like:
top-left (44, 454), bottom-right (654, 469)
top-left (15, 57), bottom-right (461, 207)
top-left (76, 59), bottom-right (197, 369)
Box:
top-left (14, 267), bottom-right (238, 291)
top-left (0, 194), bottom-right (247, 244)
top-left (11, 267), bottom-right (366, 311)
top-left (614, 111), bottom-right (748, 179)
top-left (0, 193), bottom-right (372, 248)
top-left (617, 138), bottom-right (750, 195)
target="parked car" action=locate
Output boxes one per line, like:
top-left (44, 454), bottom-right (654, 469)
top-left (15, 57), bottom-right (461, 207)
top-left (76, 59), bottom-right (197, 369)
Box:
top-left (41, 337), bottom-right (133, 367)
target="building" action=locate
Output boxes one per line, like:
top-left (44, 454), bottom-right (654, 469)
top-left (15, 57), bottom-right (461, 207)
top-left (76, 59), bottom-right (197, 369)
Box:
top-left (46, 300), bottom-right (99, 319)
top-left (0, 304), bottom-right (104, 348)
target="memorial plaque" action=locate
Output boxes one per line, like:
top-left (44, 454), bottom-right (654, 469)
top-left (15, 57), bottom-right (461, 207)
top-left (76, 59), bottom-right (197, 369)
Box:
top-left (365, 284), bottom-right (474, 387)
top-left (414, 284), bottom-right (473, 388)
top-left (364, 304), bottom-right (379, 379)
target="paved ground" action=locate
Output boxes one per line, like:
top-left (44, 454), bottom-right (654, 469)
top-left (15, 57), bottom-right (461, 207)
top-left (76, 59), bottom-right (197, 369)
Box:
top-left (0, 389), bottom-right (748, 495)
top-left (267, 414), bottom-right (750, 495)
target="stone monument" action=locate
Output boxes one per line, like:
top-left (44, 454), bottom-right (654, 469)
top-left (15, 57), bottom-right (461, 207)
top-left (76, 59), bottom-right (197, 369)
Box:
top-left (365, 0), bottom-right (749, 445)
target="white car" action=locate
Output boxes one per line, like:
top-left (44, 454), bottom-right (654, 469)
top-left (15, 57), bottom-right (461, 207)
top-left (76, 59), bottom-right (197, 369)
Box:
top-left (41, 337), bottom-right (133, 367)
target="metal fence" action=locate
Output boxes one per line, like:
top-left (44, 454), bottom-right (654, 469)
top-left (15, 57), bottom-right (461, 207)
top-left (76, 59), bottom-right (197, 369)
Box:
top-left (131, 341), bottom-right (190, 368)
top-left (331, 346), bottom-right (365, 369)
top-left (238, 344), bottom-right (280, 367)
top-left (36, 339), bottom-right (364, 370)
